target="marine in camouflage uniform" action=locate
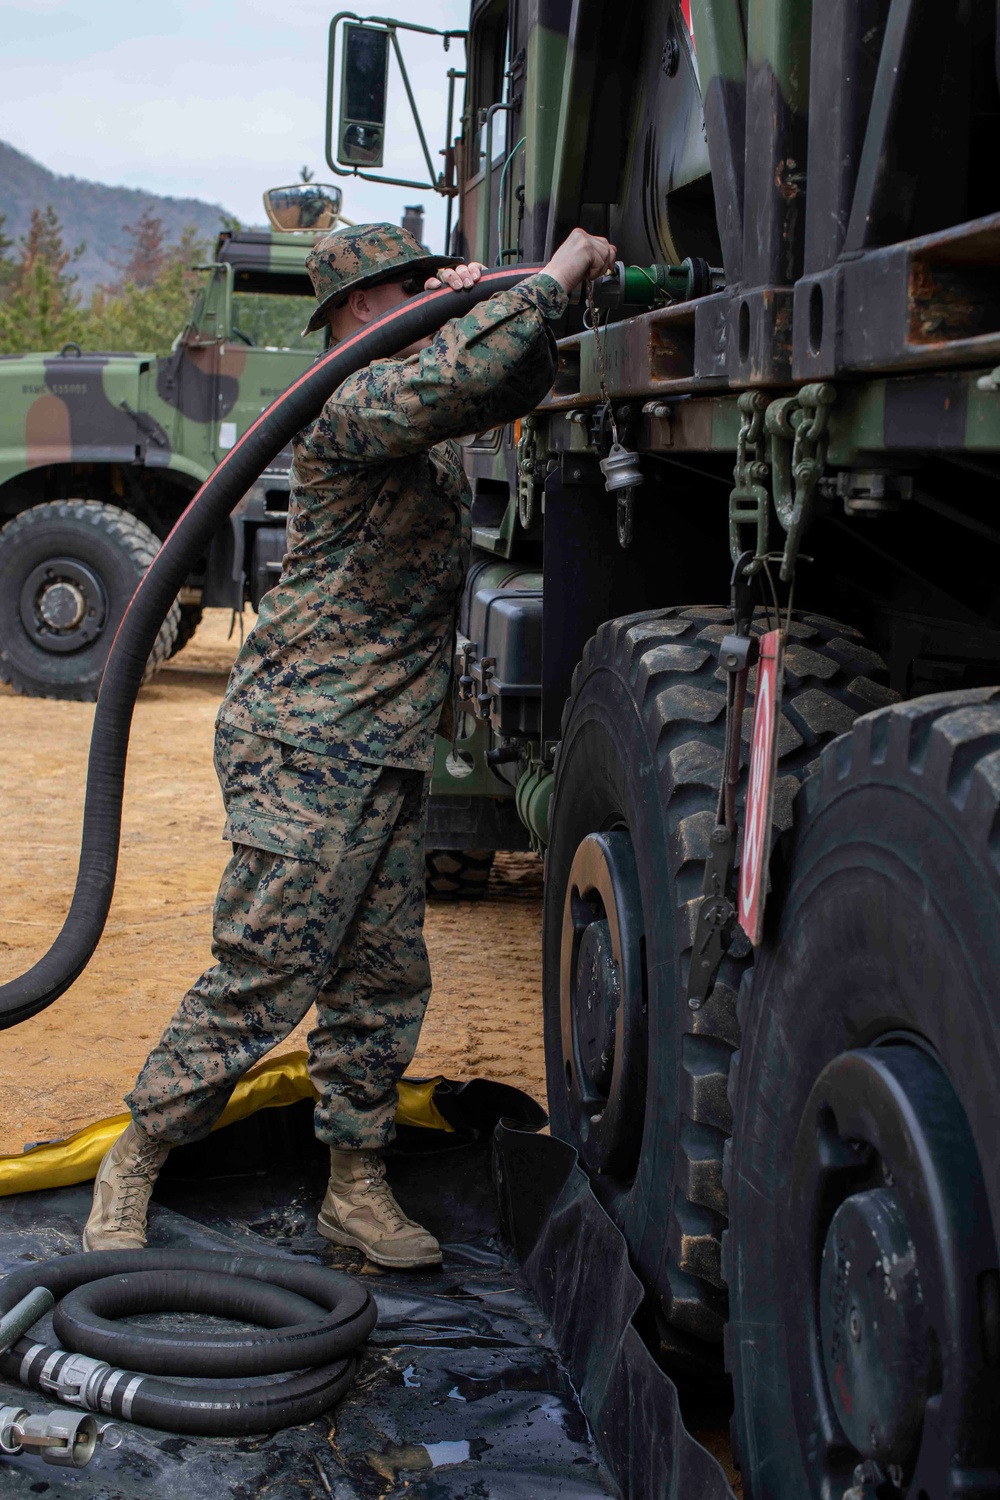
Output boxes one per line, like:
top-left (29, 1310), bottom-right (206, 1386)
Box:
top-left (81, 219), bottom-right (603, 1268)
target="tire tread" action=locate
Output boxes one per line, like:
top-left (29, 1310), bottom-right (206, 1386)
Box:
top-left (0, 499), bottom-right (180, 700)
top-left (425, 847), bottom-right (496, 899)
top-left (724, 685), bottom-right (1000, 1489)
top-left (557, 604), bottom-right (895, 1351)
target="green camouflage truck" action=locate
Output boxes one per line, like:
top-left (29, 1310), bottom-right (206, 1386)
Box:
top-left (326, 3), bottom-right (1000, 1493)
top-left (0, 229), bottom-right (326, 698)
top-left (0, 224), bottom-right (523, 894)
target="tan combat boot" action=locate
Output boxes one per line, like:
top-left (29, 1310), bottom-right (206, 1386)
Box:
top-left (82, 1121), bottom-right (170, 1251)
top-left (317, 1148), bottom-right (442, 1269)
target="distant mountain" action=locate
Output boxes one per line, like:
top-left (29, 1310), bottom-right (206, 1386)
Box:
top-left (0, 141), bottom-right (233, 299)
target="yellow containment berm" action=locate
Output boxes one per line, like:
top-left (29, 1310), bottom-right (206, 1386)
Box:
top-left (0, 1052), bottom-right (453, 1198)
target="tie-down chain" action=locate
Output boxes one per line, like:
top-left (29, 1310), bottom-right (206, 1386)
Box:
top-left (688, 383), bottom-right (835, 1011)
top-left (729, 382), bottom-right (836, 582)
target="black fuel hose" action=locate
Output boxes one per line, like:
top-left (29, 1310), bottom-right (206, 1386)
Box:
top-left (0, 265), bottom-right (543, 1030)
top-left (0, 1250), bottom-right (377, 1435)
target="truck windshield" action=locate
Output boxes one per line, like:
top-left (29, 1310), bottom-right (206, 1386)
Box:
top-left (231, 291), bottom-right (326, 351)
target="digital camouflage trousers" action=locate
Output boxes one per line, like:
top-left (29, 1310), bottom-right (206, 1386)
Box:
top-left (126, 723), bottom-right (431, 1150)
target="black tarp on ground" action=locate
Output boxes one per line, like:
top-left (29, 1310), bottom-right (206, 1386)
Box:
top-left (0, 1086), bottom-right (735, 1500)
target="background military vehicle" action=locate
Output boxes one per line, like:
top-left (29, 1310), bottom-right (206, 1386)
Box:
top-left (0, 226), bottom-right (327, 700)
top-left (325, 2), bottom-right (1000, 1493)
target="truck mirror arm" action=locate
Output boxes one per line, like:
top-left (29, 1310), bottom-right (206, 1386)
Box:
top-left (325, 12), bottom-right (466, 212)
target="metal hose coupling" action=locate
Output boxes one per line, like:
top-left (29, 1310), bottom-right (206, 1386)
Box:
top-left (17, 1343), bottom-right (145, 1420)
top-left (599, 442), bottom-right (645, 548)
top-left (0, 1403), bottom-right (121, 1468)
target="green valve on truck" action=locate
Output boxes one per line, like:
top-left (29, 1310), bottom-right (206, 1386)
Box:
top-left (591, 257), bottom-right (723, 308)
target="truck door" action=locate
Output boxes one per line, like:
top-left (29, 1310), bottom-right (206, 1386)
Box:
top-left (152, 262), bottom-right (236, 480)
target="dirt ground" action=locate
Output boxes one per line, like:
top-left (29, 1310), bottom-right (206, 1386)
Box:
top-left (0, 610), bottom-right (546, 1154)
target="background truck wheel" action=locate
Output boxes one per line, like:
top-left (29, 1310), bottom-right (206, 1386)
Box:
top-left (424, 848), bottom-right (495, 899)
top-left (542, 606), bottom-right (897, 1375)
top-left (724, 690), bottom-right (1000, 1500)
top-left (0, 500), bottom-right (180, 701)
top-left (168, 603), bottom-right (204, 659)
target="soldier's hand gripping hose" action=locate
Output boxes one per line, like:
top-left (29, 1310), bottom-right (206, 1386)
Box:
top-left (0, 266), bottom-right (544, 1031)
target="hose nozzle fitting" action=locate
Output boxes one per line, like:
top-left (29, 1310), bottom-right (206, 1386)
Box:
top-left (0, 1404), bottom-right (120, 1467)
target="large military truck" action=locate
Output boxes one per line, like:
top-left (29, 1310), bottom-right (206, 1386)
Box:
top-left (327, 2), bottom-right (1000, 1493)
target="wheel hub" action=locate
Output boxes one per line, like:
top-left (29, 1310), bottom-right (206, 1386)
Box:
top-left (560, 831), bottom-right (646, 1178)
top-left (21, 558), bottom-right (107, 653)
top-left (820, 1188), bottom-right (929, 1463)
top-left (39, 579), bottom-right (88, 630)
top-left (788, 1044), bottom-right (999, 1496)
top-left (573, 918), bottom-right (620, 1096)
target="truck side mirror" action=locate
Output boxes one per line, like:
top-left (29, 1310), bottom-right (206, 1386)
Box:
top-left (263, 184), bottom-right (344, 232)
top-left (338, 24), bottom-right (390, 168)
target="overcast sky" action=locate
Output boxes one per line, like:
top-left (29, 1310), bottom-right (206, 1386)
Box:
top-left (3, 0), bottom-right (470, 250)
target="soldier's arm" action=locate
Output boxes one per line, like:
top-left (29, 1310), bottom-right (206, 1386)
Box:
top-left (306, 231), bottom-right (614, 460)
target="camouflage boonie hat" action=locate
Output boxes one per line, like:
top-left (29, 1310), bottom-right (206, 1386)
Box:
top-left (304, 223), bottom-right (462, 333)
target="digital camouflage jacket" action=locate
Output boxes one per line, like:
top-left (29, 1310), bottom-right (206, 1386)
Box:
top-left (218, 273), bottom-right (568, 771)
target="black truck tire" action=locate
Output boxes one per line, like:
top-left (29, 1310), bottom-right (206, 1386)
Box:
top-left (542, 605), bottom-right (897, 1374)
top-left (168, 603), bottom-right (204, 659)
top-left (425, 848), bottom-right (495, 899)
top-left (724, 690), bottom-right (1000, 1500)
top-left (0, 500), bottom-right (180, 700)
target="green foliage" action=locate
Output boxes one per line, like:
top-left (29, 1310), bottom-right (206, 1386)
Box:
top-left (0, 205), bottom-right (208, 356)
top-left (0, 206), bottom-right (85, 353)
top-left (0, 204), bottom-right (317, 357)
top-left (84, 259), bottom-right (203, 353)
top-left (85, 219), bottom-right (208, 352)
top-left (0, 214), bottom-right (16, 300)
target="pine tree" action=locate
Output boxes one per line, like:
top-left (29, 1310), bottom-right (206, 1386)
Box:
top-left (13, 205), bottom-right (84, 290)
top-left (83, 226), bottom-right (208, 353)
top-left (107, 209), bottom-right (170, 291)
top-left (0, 207), bottom-right (214, 358)
top-left (0, 207), bottom-right (84, 353)
top-left (0, 215), bottom-right (15, 300)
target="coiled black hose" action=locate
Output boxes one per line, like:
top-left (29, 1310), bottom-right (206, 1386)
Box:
top-left (0, 1251), bottom-right (377, 1435)
top-left (0, 266), bottom-right (542, 1030)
